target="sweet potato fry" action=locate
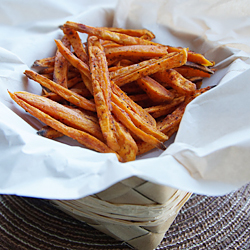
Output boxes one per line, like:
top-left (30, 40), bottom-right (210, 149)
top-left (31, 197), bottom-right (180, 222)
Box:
top-left (24, 70), bottom-right (96, 112)
top-left (88, 36), bottom-right (119, 151)
top-left (111, 82), bottom-right (156, 127)
top-left (137, 126), bottom-right (179, 156)
top-left (8, 91), bottom-right (120, 159)
top-left (53, 35), bottom-right (71, 88)
top-left (33, 56), bottom-right (55, 67)
top-left (62, 27), bottom-right (88, 64)
top-left (54, 39), bottom-right (91, 79)
top-left (64, 21), bottom-right (159, 46)
top-left (105, 45), bottom-right (168, 65)
top-left (111, 102), bottom-right (166, 151)
top-left (14, 91), bottom-right (103, 141)
top-left (174, 66), bottom-right (212, 78)
top-left (113, 119), bottom-right (138, 162)
top-left (167, 47), bottom-right (214, 66)
top-left (104, 27), bottom-right (155, 40)
top-left (137, 86), bottom-right (214, 155)
top-left (145, 96), bottom-right (185, 118)
top-left (137, 76), bottom-right (174, 102)
top-left (154, 69), bottom-right (196, 96)
top-left (111, 49), bottom-right (188, 87)
top-left (37, 125), bottom-right (64, 139)
top-left (111, 92), bottom-right (168, 142)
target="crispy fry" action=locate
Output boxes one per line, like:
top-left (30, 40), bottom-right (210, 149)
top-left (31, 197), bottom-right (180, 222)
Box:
top-left (111, 82), bottom-right (156, 127)
top-left (111, 92), bottom-right (168, 142)
top-left (105, 45), bottom-right (168, 65)
top-left (33, 56), bottom-right (55, 67)
top-left (154, 69), bottom-right (196, 96)
top-left (53, 36), bottom-right (71, 88)
top-left (113, 119), bottom-right (138, 162)
top-left (24, 70), bottom-right (96, 111)
top-left (145, 96), bottom-right (185, 118)
top-left (54, 39), bottom-right (91, 79)
top-left (167, 47), bottom-right (214, 66)
top-left (104, 27), bottom-right (155, 40)
top-left (111, 49), bottom-right (188, 87)
top-left (111, 102), bottom-right (166, 150)
top-left (88, 36), bottom-right (119, 151)
top-left (64, 21), bottom-right (159, 46)
top-left (137, 76), bottom-right (174, 102)
top-left (137, 86), bottom-right (214, 155)
top-left (8, 91), bottom-right (120, 159)
top-left (14, 91), bottom-right (103, 141)
top-left (62, 27), bottom-right (89, 64)
top-left (174, 66), bottom-right (212, 78)
top-left (37, 125), bottom-right (64, 139)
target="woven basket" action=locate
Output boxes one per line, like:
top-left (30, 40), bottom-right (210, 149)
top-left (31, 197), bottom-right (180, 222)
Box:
top-left (52, 177), bottom-right (191, 250)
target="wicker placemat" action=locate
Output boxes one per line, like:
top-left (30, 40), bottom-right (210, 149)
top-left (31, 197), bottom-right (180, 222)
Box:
top-left (0, 183), bottom-right (250, 250)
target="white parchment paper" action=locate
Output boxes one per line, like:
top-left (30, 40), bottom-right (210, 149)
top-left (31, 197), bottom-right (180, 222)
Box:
top-left (0, 0), bottom-right (250, 199)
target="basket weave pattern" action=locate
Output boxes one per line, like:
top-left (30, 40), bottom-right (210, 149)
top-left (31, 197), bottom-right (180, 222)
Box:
top-left (53, 177), bottom-right (191, 250)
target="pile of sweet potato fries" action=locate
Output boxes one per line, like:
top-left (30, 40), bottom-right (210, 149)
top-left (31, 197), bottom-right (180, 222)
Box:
top-left (9, 21), bottom-right (215, 162)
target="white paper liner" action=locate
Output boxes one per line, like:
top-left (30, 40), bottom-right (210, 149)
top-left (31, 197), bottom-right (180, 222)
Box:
top-left (0, 0), bottom-right (250, 199)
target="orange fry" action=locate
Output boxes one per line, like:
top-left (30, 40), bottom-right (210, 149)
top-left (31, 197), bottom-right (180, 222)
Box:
top-left (24, 70), bottom-right (96, 112)
top-left (64, 21), bottom-right (159, 46)
top-left (8, 91), bottom-right (120, 159)
top-left (111, 92), bottom-right (168, 142)
top-left (154, 69), bottom-right (196, 96)
top-left (37, 125), bottom-right (64, 139)
top-left (145, 96), bottom-right (185, 118)
top-left (53, 35), bottom-right (71, 88)
top-left (104, 27), bottom-right (155, 40)
top-left (62, 27), bottom-right (88, 64)
top-left (14, 91), bottom-right (103, 141)
top-left (113, 119), bottom-right (138, 162)
top-left (33, 56), bottom-right (55, 67)
top-left (54, 39), bottom-right (91, 79)
top-left (136, 76), bottom-right (174, 103)
top-left (88, 36), bottom-right (119, 151)
top-left (105, 45), bottom-right (168, 65)
top-left (111, 102), bottom-right (166, 151)
top-left (111, 49), bottom-right (188, 87)
top-left (111, 82), bottom-right (156, 127)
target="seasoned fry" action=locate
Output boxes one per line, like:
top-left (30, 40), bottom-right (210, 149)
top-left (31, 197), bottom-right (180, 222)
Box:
top-left (112, 102), bottom-right (166, 150)
top-left (174, 66), bottom-right (212, 78)
top-left (62, 27), bottom-right (88, 64)
top-left (111, 82), bottom-right (156, 127)
top-left (37, 125), bottom-right (64, 139)
top-left (64, 21), bottom-right (159, 46)
top-left (88, 36), bottom-right (119, 151)
top-left (137, 86), bottom-right (214, 155)
top-left (154, 69), bottom-right (196, 96)
top-left (8, 91), bottom-right (120, 159)
top-left (14, 91), bottom-right (103, 141)
top-left (113, 119), bottom-right (138, 162)
top-left (33, 56), bottom-right (55, 67)
top-left (167, 47), bottom-right (214, 66)
top-left (53, 35), bottom-right (71, 88)
top-left (54, 39), bottom-right (91, 79)
top-left (104, 27), bottom-right (155, 40)
top-left (111, 92), bottom-right (168, 141)
top-left (137, 76), bottom-right (174, 102)
top-left (24, 70), bottom-right (96, 112)
top-left (105, 45), bottom-right (168, 65)
top-left (145, 96), bottom-right (185, 118)
top-left (111, 49), bottom-right (188, 87)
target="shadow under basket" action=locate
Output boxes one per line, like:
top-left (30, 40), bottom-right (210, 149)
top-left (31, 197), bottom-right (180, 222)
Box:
top-left (52, 177), bottom-right (192, 250)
